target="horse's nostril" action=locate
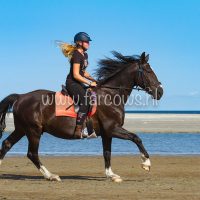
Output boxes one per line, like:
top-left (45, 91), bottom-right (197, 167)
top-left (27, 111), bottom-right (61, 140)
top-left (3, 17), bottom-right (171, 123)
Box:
top-left (157, 86), bottom-right (163, 99)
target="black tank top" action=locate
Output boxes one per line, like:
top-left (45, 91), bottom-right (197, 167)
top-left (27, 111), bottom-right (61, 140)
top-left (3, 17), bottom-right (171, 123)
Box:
top-left (67, 50), bottom-right (88, 83)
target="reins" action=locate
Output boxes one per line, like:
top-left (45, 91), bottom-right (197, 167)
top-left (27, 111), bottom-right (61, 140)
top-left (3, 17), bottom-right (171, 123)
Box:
top-left (97, 63), bottom-right (151, 92)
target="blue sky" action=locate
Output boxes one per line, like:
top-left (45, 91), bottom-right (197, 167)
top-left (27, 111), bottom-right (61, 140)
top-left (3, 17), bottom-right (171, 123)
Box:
top-left (0, 0), bottom-right (199, 110)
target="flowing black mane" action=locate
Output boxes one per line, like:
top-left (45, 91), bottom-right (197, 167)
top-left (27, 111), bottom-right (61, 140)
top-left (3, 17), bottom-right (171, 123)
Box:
top-left (95, 51), bottom-right (141, 84)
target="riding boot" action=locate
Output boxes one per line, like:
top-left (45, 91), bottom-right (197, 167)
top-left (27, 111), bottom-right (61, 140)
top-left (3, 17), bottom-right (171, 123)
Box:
top-left (73, 124), bottom-right (83, 139)
top-left (73, 112), bottom-right (87, 139)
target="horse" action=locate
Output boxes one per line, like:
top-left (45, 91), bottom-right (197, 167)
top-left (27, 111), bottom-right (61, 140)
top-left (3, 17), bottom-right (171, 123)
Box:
top-left (0, 51), bottom-right (163, 182)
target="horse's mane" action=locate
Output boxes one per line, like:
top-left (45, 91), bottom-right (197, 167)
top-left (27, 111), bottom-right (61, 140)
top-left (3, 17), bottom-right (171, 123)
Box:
top-left (95, 51), bottom-right (140, 85)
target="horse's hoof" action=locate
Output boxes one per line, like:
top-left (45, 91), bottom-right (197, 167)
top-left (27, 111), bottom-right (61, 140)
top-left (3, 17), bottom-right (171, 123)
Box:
top-left (141, 156), bottom-right (151, 172)
top-left (106, 174), bottom-right (121, 179)
top-left (112, 177), bottom-right (123, 183)
top-left (141, 164), bottom-right (151, 172)
top-left (107, 174), bottom-right (122, 183)
top-left (48, 174), bottom-right (61, 181)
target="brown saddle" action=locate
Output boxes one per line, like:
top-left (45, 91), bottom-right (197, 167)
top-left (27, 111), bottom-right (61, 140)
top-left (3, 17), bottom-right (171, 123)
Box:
top-left (61, 84), bottom-right (69, 96)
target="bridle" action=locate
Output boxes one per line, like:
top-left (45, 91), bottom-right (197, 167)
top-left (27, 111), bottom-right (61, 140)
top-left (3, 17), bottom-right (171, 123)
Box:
top-left (133, 63), bottom-right (151, 92)
top-left (98, 63), bottom-right (159, 93)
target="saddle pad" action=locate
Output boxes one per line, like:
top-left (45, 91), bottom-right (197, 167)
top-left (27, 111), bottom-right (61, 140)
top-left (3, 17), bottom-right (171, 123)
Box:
top-left (55, 92), bottom-right (96, 118)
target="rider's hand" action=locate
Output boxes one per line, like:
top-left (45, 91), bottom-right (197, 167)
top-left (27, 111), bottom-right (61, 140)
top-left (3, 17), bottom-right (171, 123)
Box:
top-left (90, 82), bottom-right (97, 87)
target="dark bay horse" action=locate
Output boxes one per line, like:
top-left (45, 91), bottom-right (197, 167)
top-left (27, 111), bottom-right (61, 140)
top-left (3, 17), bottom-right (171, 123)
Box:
top-left (0, 51), bottom-right (163, 181)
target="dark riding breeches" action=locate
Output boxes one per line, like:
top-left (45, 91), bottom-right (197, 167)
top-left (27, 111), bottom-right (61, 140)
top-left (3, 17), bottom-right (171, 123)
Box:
top-left (66, 80), bottom-right (90, 125)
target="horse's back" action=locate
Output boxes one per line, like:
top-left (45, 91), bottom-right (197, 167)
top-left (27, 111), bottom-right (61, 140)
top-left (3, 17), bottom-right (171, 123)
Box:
top-left (13, 89), bottom-right (56, 123)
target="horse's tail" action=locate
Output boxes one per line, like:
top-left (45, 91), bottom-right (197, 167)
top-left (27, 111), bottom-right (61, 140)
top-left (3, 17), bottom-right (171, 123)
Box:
top-left (0, 94), bottom-right (20, 139)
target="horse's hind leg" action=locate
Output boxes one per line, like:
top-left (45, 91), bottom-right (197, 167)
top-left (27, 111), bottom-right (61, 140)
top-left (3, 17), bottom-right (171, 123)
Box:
top-left (26, 131), bottom-right (61, 181)
top-left (0, 129), bottom-right (25, 165)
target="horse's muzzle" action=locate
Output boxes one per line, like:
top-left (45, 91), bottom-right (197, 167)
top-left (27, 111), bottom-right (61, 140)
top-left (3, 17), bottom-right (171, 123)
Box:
top-left (156, 85), bottom-right (163, 100)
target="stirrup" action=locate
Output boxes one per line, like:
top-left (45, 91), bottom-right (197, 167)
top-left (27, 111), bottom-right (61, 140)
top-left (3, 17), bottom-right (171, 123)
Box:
top-left (82, 127), bottom-right (97, 139)
top-left (87, 132), bottom-right (97, 139)
top-left (61, 85), bottom-right (69, 96)
top-left (81, 132), bottom-right (88, 139)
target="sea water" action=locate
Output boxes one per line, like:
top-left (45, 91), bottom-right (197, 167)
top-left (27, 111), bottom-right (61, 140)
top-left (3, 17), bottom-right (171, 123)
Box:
top-left (0, 132), bottom-right (199, 156)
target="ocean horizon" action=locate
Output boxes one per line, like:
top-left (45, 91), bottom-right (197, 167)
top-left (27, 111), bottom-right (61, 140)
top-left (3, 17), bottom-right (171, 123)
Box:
top-left (125, 110), bottom-right (200, 114)
top-left (6, 110), bottom-right (200, 115)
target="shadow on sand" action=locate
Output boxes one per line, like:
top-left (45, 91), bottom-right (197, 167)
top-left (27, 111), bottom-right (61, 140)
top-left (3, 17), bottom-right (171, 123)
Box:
top-left (0, 174), bottom-right (106, 181)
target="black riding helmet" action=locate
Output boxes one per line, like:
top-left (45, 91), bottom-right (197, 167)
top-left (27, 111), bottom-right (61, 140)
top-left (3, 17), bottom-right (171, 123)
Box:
top-left (74, 32), bottom-right (92, 43)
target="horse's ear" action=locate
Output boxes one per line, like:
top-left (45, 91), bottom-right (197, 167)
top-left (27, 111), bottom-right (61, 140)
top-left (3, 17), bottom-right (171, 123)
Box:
top-left (145, 54), bottom-right (149, 62)
top-left (141, 52), bottom-right (146, 63)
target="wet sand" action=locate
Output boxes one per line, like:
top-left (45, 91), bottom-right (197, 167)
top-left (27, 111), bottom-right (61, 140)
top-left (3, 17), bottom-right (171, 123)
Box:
top-left (0, 156), bottom-right (200, 200)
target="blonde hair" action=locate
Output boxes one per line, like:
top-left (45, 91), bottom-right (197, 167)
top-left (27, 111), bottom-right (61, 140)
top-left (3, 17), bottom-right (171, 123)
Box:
top-left (55, 40), bottom-right (77, 60)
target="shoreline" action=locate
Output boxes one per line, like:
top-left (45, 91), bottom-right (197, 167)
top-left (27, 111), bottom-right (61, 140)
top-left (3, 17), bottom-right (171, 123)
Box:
top-left (4, 154), bottom-right (200, 157)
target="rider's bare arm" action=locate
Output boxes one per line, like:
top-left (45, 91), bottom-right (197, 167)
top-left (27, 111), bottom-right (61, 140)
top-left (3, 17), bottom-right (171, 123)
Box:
top-left (83, 71), bottom-right (97, 82)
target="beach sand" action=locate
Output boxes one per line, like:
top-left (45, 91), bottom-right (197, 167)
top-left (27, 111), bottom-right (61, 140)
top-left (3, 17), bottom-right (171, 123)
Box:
top-left (5, 113), bottom-right (200, 133)
top-left (124, 114), bottom-right (200, 133)
top-left (0, 156), bottom-right (200, 200)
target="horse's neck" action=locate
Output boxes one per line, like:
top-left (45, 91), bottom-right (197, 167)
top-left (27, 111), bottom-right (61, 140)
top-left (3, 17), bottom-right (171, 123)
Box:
top-left (98, 67), bottom-right (137, 105)
top-left (103, 67), bottom-right (136, 93)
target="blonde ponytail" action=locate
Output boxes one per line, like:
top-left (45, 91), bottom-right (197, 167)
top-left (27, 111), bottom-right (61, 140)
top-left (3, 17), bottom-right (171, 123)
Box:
top-left (55, 41), bottom-right (77, 60)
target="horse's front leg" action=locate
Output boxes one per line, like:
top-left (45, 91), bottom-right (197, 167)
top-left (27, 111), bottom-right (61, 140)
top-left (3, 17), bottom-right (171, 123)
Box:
top-left (101, 135), bottom-right (122, 182)
top-left (112, 127), bottom-right (151, 171)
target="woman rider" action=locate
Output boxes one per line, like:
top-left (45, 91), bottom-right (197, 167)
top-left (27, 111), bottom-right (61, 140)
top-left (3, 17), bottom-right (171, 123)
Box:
top-left (65, 32), bottom-right (97, 139)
